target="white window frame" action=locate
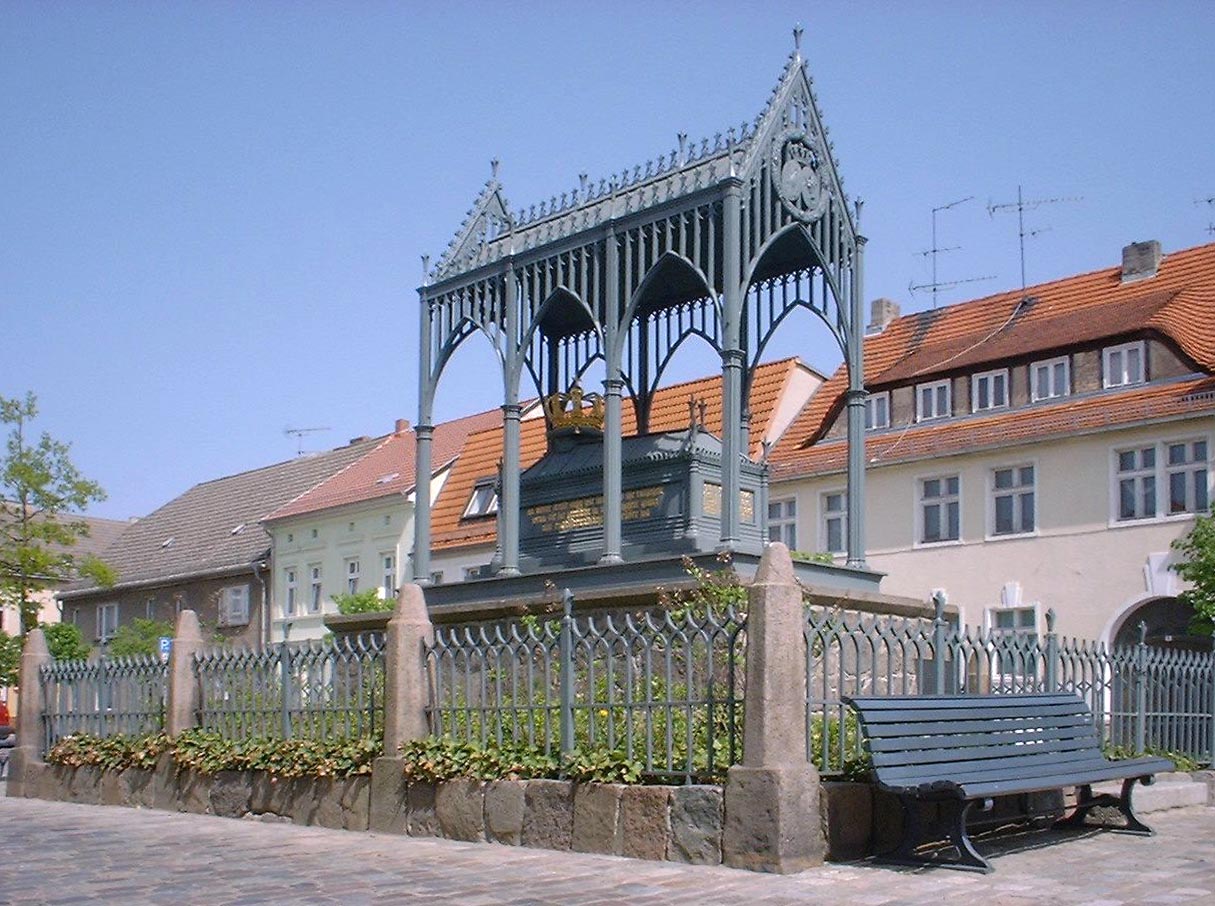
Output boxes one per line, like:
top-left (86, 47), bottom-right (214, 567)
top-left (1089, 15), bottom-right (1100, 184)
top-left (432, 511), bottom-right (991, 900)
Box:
top-left (97, 603), bottom-right (118, 642)
top-left (915, 379), bottom-right (951, 421)
top-left (766, 497), bottom-right (797, 549)
top-left (1030, 356), bottom-right (1070, 402)
top-left (463, 479), bottom-right (499, 518)
top-left (988, 463), bottom-right (1037, 539)
top-left (429, 570), bottom-right (444, 585)
top-left (865, 391), bottom-right (890, 431)
top-left (917, 473), bottom-right (961, 545)
top-left (218, 585), bottom-right (250, 627)
top-left (820, 490), bottom-right (847, 555)
top-left (308, 564), bottom-right (322, 614)
top-left (283, 567), bottom-right (298, 617)
top-left (1103, 340), bottom-right (1145, 388)
top-left (345, 557), bottom-right (360, 595)
top-left (985, 602), bottom-right (1042, 688)
top-left (381, 553), bottom-right (396, 599)
top-left (462, 566), bottom-right (482, 581)
top-left (971, 368), bottom-right (1009, 412)
top-left (1111, 437), bottom-right (1211, 525)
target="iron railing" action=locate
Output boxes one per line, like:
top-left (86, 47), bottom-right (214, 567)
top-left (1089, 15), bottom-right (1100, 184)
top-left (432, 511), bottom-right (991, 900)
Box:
top-left (40, 655), bottom-right (167, 752)
top-left (806, 600), bottom-right (1215, 774)
top-left (426, 590), bottom-right (745, 782)
top-left (193, 634), bottom-right (385, 741)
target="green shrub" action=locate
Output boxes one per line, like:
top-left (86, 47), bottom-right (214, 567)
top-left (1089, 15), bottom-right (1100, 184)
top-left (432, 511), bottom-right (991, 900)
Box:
top-left (107, 618), bottom-right (175, 658)
top-left (40, 622), bottom-right (91, 661)
top-left (333, 589), bottom-right (392, 615)
top-left (398, 737), bottom-right (644, 784)
top-left (1104, 743), bottom-right (1202, 773)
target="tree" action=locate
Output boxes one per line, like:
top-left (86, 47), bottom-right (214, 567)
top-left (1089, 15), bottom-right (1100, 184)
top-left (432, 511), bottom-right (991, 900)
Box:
top-left (107, 618), bottom-right (175, 657)
top-left (0, 392), bottom-right (112, 632)
top-left (0, 630), bottom-right (20, 687)
top-left (40, 621), bottom-right (91, 661)
top-left (332, 589), bottom-right (392, 615)
top-left (1171, 512), bottom-right (1215, 636)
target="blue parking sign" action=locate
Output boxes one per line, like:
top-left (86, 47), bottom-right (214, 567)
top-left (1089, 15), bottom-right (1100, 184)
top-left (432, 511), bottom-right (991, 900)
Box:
top-left (158, 636), bottom-right (172, 662)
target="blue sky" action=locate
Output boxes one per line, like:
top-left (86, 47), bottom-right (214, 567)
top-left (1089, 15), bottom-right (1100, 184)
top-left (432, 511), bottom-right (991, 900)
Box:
top-left (4, 2), bottom-right (1213, 520)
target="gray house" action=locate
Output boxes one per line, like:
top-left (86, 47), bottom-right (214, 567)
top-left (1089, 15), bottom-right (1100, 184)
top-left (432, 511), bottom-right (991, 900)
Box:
top-left (59, 437), bottom-right (384, 649)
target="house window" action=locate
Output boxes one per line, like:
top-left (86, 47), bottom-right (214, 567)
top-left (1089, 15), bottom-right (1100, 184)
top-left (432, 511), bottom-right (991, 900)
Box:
top-left (1104, 341), bottom-right (1145, 388)
top-left (865, 392), bottom-right (890, 430)
top-left (463, 566), bottom-right (481, 581)
top-left (821, 491), bottom-right (847, 554)
top-left (218, 585), bottom-right (249, 627)
top-left (991, 465), bottom-right (1035, 536)
top-left (767, 498), bottom-right (797, 549)
top-left (429, 570), bottom-right (444, 585)
top-left (971, 369), bottom-right (1009, 412)
top-left (1116, 446), bottom-right (1157, 520)
top-left (987, 605), bottom-right (1039, 677)
top-left (345, 558), bottom-right (360, 594)
top-left (916, 379), bottom-right (951, 421)
top-left (463, 480), bottom-right (499, 518)
top-left (1166, 440), bottom-right (1209, 515)
top-left (1031, 356), bottom-right (1070, 401)
top-left (97, 603), bottom-right (118, 642)
top-left (919, 475), bottom-right (960, 543)
top-left (145, 597), bottom-right (156, 620)
top-left (284, 568), bottom-right (298, 617)
top-left (381, 553), bottom-right (396, 598)
top-left (308, 565), bottom-right (322, 613)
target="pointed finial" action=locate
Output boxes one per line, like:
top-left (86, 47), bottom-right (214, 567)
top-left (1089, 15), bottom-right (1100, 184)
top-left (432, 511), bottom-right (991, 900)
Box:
top-left (421, 254), bottom-right (431, 284)
top-left (677, 131), bottom-right (688, 165)
top-left (793, 23), bottom-right (803, 56)
top-left (854, 197), bottom-right (864, 227)
top-left (490, 158), bottom-right (500, 179)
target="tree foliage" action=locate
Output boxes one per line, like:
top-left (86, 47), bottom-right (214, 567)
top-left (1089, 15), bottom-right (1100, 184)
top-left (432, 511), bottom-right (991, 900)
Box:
top-left (0, 630), bottom-right (21, 687)
top-left (40, 621), bottom-right (91, 661)
top-left (107, 617), bottom-right (175, 658)
top-left (333, 588), bottom-right (392, 615)
top-left (1171, 512), bottom-right (1215, 636)
top-left (1, 392), bottom-right (111, 632)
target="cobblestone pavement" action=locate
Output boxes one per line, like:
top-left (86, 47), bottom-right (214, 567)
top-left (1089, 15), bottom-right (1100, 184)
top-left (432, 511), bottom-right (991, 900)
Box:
top-left (2, 794), bottom-right (1213, 905)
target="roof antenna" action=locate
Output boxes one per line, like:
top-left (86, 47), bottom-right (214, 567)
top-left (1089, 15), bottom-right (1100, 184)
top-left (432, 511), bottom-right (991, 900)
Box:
top-left (909, 196), bottom-right (994, 308)
top-left (284, 426), bottom-right (330, 457)
top-left (1195, 196), bottom-right (1215, 236)
top-left (988, 185), bottom-right (1081, 291)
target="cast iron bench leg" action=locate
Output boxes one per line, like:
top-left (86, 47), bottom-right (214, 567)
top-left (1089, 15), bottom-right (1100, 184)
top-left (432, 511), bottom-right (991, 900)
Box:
top-left (879, 797), bottom-right (992, 873)
top-left (1054, 780), bottom-right (1154, 836)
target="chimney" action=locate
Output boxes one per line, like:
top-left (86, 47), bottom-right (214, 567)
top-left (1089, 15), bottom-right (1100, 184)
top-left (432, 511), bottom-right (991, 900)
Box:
top-left (394, 418), bottom-right (411, 435)
top-left (866, 297), bottom-right (901, 334)
top-left (1121, 240), bottom-right (1162, 284)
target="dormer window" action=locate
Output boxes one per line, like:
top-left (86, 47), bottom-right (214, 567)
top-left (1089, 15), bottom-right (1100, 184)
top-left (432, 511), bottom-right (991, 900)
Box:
top-left (1031, 357), bottom-right (1070, 401)
top-left (865, 391), bottom-right (890, 430)
top-left (463, 479), bottom-right (499, 518)
top-left (1104, 341), bottom-right (1145, 388)
top-left (916, 380), bottom-right (951, 422)
top-left (971, 369), bottom-right (1009, 412)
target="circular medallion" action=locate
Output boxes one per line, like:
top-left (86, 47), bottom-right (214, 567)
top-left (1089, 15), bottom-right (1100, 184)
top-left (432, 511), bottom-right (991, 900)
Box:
top-left (771, 128), bottom-right (829, 222)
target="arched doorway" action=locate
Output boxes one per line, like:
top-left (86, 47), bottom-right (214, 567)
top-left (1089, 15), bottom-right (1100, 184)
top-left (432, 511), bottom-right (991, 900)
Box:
top-left (1112, 596), bottom-right (1207, 652)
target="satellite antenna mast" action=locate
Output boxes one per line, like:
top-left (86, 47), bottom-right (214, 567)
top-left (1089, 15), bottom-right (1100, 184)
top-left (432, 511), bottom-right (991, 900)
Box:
top-left (909, 196), bottom-right (995, 307)
top-left (283, 426), bottom-right (331, 456)
top-left (988, 185), bottom-right (1082, 291)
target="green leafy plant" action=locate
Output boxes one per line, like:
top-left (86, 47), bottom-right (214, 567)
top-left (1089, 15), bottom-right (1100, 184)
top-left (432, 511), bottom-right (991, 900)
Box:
top-left (1104, 743), bottom-right (1202, 773)
top-left (40, 621), bottom-right (91, 660)
top-left (397, 737), bottom-right (644, 784)
top-left (1171, 512), bottom-right (1215, 636)
top-left (333, 589), bottom-right (392, 615)
top-left (106, 618), bottom-right (175, 658)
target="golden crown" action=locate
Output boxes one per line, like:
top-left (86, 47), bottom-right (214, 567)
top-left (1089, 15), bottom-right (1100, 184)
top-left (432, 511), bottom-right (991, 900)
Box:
top-left (543, 385), bottom-right (605, 431)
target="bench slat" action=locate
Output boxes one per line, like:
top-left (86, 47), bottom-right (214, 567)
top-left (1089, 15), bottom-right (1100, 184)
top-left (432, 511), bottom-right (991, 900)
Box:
top-left (856, 702), bottom-right (1089, 724)
top-left (877, 747), bottom-right (1104, 785)
top-left (958, 757), bottom-right (1174, 799)
top-left (858, 714), bottom-right (1094, 739)
top-left (848, 693), bottom-right (1079, 710)
top-left (871, 736), bottom-right (1099, 770)
top-left (868, 724), bottom-right (1098, 754)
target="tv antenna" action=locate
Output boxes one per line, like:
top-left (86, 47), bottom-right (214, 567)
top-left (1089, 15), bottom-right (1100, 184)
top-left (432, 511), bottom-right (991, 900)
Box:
top-left (1196, 196), bottom-right (1215, 236)
top-left (284, 426), bottom-right (330, 456)
top-left (908, 196), bottom-right (994, 308)
top-left (988, 185), bottom-right (1081, 290)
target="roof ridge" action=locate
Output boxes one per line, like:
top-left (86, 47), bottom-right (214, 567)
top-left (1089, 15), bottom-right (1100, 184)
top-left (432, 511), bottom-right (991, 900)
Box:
top-left (188, 434), bottom-right (389, 490)
top-left (261, 434), bottom-right (395, 523)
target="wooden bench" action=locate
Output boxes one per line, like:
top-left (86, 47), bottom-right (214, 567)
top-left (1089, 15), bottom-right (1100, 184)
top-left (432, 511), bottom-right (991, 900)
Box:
top-left (844, 692), bottom-right (1174, 873)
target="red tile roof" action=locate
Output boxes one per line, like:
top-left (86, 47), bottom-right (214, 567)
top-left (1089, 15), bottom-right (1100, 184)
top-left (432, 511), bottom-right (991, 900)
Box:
top-left (264, 409), bottom-right (502, 522)
top-left (772, 241), bottom-right (1215, 464)
top-left (771, 376), bottom-right (1215, 479)
top-left (431, 358), bottom-right (803, 550)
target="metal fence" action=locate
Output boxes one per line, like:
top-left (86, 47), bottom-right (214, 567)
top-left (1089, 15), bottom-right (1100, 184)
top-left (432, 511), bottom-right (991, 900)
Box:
top-left (193, 634), bottom-right (385, 741)
top-left (426, 591), bottom-right (745, 782)
top-left (40, 655), bottom-right (167, 752)
top-left (806, 602), bottom-right (1215, 774)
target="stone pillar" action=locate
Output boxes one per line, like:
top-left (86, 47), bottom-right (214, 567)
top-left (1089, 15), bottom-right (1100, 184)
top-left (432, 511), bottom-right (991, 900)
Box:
top-left (382, 583), bottom-right (434, 755)
top-left (166, 609), bottom-right (203, 736)
top-left (722, 542), bottom-right (823, 873)
top-left (13, 627), bottom-right (50, 754)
